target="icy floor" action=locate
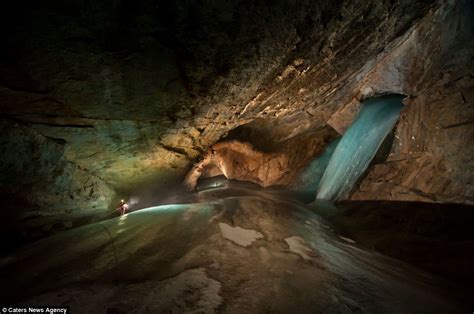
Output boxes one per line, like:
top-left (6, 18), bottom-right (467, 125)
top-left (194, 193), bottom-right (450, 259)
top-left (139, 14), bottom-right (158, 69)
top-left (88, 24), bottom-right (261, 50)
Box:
top-left (0, 180), bottom-right (467, 313)
top-left (218, 222), bottom-right (264, 247)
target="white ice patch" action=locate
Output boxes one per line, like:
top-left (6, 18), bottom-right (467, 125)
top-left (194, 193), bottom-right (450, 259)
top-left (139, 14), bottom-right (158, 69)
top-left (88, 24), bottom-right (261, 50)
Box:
top-left (284, 236), bottom-right (315, 261)
top-left (218, 223), bottom-right (263, 247)
top-left (182, 207), bottom-right (199, 221)
top-left (338, 235), bottom-right (356, 244)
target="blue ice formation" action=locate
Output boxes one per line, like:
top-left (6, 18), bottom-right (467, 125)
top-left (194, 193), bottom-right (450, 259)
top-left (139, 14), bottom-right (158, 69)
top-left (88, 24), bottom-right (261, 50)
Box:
top-left (297, 138), bottom-right (340, 193)
top-left (316, 94), bottom-right (405, 201)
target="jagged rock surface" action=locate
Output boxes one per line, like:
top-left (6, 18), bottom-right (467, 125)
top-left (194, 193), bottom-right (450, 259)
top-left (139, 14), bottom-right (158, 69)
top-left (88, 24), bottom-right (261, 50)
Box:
top-left (0, 120), bottom-right (116, 247)
top-left (184, 127), bottom-right (337, 190)
top-left (349, 1), bottom-right (474, 204)
top-left (0, 0), bottom-right (434, 192)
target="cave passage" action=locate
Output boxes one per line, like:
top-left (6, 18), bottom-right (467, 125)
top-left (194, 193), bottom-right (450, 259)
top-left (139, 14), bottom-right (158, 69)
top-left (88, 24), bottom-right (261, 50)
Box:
top-left (317, 94), bottom-right (405, 201)
top-left (1, 0), bottom-right (473, 310)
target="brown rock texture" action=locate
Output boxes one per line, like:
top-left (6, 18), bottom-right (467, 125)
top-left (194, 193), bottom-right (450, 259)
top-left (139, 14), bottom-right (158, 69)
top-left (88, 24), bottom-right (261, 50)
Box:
top-left (350, 1), bottom-right (474, 204)
top-left (0, 120), bottom-right (116, 247)
top-left (0, 0), bottom-right (434, 198)
top-left (184, 127), bottom-right (337, 190)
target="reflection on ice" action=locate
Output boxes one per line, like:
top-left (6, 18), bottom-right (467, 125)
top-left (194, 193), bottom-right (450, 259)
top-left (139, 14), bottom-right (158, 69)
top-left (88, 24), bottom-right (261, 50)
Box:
top-left (0, 180), bottom-right (466, 313)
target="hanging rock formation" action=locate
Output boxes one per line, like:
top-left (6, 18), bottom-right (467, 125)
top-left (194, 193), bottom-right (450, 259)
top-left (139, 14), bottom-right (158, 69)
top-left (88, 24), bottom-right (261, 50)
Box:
top-left (184, 127), bottom-right (337, 190)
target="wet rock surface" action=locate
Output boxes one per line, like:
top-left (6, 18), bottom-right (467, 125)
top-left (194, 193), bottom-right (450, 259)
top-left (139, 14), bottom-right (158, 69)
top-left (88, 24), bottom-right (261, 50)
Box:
top-left (0, 181), bottom-right (470, 312)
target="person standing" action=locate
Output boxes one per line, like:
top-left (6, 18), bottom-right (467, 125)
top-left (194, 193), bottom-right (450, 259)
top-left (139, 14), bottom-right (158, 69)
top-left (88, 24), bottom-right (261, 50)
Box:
top-left (117, 199), bottom-right (129, 215)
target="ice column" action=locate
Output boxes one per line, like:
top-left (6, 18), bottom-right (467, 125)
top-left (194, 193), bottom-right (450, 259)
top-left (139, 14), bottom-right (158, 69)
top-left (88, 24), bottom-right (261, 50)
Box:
top-left (297, 138), bottom-right (340, 193)
top-left (316, 94), bottom-right (405, 201)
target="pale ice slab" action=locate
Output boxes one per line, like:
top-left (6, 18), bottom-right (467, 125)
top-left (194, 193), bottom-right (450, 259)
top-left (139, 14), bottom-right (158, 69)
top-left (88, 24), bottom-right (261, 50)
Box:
top-left (219, 222), bottom-right (263, 247)
top-left (284, 236), bottom-right (315, 261)
top-left (338, 235), bottom-right (356, 244)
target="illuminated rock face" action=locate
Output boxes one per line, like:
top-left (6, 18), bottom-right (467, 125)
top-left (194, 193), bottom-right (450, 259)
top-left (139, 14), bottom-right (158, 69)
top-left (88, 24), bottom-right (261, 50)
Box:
top-left (0, 1), bottom-right (434, 186)
top-left (184, 127), bottom-right (337, 190)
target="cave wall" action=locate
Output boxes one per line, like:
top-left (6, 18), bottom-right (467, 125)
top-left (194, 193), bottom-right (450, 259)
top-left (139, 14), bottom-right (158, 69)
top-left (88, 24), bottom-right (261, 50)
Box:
top-left (0, 120), bottom-right (115, 246)
top-left (349, 0), bottom-right (474, 204)
top-left (0, 120), bottom-right (114, 211)
top-left (0, 0), bottom-right (434, 189)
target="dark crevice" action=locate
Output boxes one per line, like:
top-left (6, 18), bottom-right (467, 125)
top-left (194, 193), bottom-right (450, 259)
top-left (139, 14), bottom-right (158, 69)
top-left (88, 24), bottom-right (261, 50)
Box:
top-left (25, 122), bottom-right (94, 128)
top-left (0, 113), bottom-right (163, 123)
top-left (441, 120), bottom-right (474, 129)
top-left (160, 143), bottom-right (190, 158)
top-left (382, 156), bottom-right (423, 164)
top-left (42, 135), bottom-right (67, 145)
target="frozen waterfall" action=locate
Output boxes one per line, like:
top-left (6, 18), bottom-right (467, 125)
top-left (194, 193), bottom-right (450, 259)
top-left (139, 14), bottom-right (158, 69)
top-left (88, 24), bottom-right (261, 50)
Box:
top-left (297, 138), bottom-right (340, 193)
top-left (316, 94), bottom-right (405, 201)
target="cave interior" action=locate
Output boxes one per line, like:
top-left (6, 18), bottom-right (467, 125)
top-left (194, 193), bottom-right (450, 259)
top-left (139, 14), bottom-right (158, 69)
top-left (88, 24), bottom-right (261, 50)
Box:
top-left (0, 0), bottom-right (473, 312)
